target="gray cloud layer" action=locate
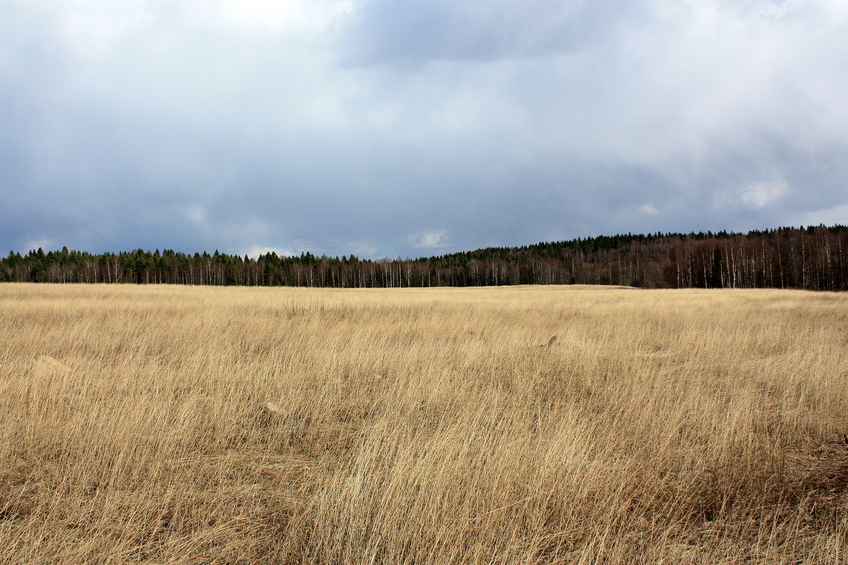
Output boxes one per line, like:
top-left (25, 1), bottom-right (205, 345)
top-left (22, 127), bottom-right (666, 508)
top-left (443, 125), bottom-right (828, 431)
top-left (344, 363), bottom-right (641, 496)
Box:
top-left (1, 0), bottom-right (845, 259)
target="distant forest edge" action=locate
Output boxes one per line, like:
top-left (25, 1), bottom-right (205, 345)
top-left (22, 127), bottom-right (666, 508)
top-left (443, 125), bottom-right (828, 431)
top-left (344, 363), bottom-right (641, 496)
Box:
top-left (3, 225), bottom-right (847, 290)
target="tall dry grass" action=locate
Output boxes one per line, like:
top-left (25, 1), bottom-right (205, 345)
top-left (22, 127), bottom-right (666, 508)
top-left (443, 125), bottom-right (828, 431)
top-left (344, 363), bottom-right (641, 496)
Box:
top-left (0, 283), bottom-right (846, 564)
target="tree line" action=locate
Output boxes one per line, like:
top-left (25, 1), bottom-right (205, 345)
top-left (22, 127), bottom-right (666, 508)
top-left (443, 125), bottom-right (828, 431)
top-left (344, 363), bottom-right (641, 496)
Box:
top-left (2, 225), bottom-right (846, 290)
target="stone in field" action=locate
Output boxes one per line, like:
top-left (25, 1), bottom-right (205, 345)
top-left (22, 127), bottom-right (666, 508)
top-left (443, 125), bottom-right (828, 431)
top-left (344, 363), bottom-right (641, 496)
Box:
top-left (537, 335), bottom-right (558, 347)
top-left (258, 401), bottom-right (286, 424)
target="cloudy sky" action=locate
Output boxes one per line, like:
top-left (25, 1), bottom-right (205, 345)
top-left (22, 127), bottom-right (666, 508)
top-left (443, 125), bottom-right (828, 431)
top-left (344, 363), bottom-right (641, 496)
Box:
top-left (1, 0), bottom-right (845, 259)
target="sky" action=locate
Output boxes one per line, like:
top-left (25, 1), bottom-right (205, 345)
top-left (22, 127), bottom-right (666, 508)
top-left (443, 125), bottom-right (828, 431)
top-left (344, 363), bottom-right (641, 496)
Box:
top-left (1, 0), bottom-right (846, 260)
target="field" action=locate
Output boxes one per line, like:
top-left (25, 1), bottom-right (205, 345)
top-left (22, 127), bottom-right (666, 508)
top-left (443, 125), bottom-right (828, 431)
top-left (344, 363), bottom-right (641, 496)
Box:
top-left (0, 283), bottom-right (846, 564)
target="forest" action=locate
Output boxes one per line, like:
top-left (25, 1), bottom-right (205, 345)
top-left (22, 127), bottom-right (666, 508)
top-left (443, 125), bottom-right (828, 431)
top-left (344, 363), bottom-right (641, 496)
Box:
top-left (2, 224), bottom-right (846, 290)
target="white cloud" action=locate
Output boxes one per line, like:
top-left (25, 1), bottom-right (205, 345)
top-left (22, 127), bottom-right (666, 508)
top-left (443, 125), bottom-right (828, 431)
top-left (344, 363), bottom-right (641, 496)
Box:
top-left (349, 244), bottom-right (377, 257)
top-left (215, 0), bottom-right (355, 32)
top-left (411, 230), bottom-right (449, 250)
top-left (23, 238), bottom-right (54, 253)
top-left (638, 204), bottom-right (659, 215)
top-left (186, 206), bottom-right (207, 226)
top-left (741, 180), bottom-right (790, 208)
top-left (244, 245), bottom-right (293, 259)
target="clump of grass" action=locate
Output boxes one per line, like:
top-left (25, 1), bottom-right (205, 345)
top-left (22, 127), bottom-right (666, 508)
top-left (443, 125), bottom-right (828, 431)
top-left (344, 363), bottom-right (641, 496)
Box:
top-left (0, 284), bottom-right (846, 563)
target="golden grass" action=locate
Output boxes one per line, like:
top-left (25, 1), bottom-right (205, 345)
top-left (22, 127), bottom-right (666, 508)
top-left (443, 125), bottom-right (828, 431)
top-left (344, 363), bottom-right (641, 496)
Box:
top-left (0, 283), bottom-right (846, 564)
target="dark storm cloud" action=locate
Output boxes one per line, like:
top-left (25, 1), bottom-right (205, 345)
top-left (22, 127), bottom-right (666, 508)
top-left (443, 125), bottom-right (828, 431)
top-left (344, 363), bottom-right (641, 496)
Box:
top-left (0, 0), bottom-right (845, 260)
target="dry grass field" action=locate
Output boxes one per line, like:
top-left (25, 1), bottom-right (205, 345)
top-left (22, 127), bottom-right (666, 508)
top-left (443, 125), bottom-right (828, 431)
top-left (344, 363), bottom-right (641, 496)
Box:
top-left (0, 283), bottom-right (846, 564)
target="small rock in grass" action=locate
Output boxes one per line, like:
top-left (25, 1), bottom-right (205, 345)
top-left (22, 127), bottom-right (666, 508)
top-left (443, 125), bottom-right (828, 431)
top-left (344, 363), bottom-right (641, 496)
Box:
top-left (538, 335), bottom-right (558, 347)
top-left (258, 401), bottom-right (285, 424)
